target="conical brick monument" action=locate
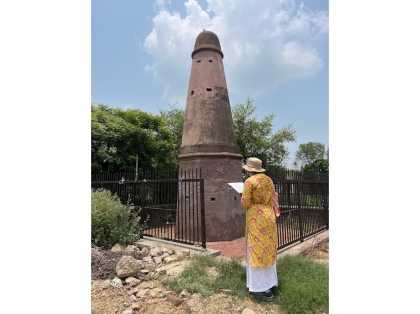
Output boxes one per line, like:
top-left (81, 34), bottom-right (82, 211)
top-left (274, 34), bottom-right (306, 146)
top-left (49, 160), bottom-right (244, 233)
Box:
top-left (178, 30), bottom-right (245, 242)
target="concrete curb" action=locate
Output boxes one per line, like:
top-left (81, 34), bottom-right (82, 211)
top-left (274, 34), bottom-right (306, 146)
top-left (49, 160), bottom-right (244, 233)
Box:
top-left (134, 236), bottom-right (222, 257)
top-left (135, 229), bottom-right (329, 261)
top-left (277, 230), bottom-right (329, 257)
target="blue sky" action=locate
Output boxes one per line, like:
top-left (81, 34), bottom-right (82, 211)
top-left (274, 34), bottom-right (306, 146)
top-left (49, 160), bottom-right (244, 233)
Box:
top-left (92, 0), bottom-right (329, 167)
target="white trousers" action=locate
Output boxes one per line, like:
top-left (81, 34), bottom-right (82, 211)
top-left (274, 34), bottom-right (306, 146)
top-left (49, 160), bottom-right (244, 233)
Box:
top-left (246, 239), bottom-right (278, 292)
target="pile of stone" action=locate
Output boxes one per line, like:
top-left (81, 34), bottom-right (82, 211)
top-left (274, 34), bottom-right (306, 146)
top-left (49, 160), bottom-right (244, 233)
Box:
top-left (108, 243), bottom-right (191, 281)
top-left (92, 243), bottom-right (193, 313)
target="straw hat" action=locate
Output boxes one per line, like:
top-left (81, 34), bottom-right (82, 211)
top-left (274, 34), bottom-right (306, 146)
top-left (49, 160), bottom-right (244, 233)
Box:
top-left (242, 157), bottom-right (266, 172)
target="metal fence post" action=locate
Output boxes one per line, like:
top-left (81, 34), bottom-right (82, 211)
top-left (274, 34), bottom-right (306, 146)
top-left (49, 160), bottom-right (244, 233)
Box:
top-left (323, 182), bottom-right (329, 230)
top-left (140, 180), bottom-right (145, 239)
top-left (200, 178), bottom-right (206, 248)
top-left (297, 180), bottom-right (304, 242)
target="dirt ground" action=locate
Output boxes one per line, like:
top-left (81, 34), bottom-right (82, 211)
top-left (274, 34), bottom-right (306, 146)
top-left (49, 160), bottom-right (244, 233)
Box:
top-left (91, 240), bottom-right (329, 314)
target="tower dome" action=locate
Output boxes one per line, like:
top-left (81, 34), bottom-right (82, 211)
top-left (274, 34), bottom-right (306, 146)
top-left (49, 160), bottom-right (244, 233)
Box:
top-left (191, 30), bottom-right (224, 59)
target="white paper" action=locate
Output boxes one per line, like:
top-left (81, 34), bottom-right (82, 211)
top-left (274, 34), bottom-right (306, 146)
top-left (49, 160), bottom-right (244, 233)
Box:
top-left (228, 182), bottom-right (244, 193)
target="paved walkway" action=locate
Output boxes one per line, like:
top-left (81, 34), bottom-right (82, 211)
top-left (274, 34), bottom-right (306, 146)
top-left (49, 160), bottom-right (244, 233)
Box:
top-left (207, 237), bottom-right (247, 261)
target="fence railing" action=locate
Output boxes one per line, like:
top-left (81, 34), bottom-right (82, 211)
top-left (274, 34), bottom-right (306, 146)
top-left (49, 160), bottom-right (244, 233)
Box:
top-left (91, 169), bottom-right (328, 251)
top-left (273, 179), bottom-right (329, 250)
top-left (91, 169), bottom-right (206, 248)
top-left (266, 168), bottom-right (329, 181)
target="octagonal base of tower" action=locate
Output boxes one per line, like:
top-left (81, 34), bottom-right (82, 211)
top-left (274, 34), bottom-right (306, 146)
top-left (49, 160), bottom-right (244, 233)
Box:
top-left (177, 153), bottom-right (245, 242)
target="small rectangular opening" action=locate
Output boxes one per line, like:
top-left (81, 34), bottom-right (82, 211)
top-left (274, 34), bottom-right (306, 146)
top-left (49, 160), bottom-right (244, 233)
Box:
top-left (211, 198), bottom-right (215, 201)
top-left (191, 90), bottom-right (194, 95)
top-left (197, 60), bottom-right (201, 63)
top-left (234, 197), bottom-right (237, 201)
top-left (186, 196), bottom-right (189, 199)
top-left (206, 88), bottom-right (212, 91)
top-left (209, 60), bottom-right (213, 62)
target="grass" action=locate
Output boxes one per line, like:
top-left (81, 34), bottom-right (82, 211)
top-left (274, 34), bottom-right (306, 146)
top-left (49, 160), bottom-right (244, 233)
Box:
top-left (161, 252), bottom-right (329, 314)
top-left (276, 254), bottom-right (329, 314)
top-left (161, 254), bottom-right (247, 297)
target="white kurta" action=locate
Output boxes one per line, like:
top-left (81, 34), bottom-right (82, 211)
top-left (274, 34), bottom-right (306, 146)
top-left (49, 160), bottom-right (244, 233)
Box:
top-left (246, 239), bottom-right (278, 292)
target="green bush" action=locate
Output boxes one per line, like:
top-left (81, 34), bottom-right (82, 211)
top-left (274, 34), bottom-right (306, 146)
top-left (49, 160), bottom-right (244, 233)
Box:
top-left (91, 188), bottom-right (148, 249)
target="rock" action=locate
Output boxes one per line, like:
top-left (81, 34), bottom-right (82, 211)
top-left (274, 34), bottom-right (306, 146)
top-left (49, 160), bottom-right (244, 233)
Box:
top-left (136, 289), bottom-right (148, 298)
top-left (181, 249), bottom-right (190, 256)
top-left (153, 256), bottom-right (163, 264)
top-left (140, 269), bottom-right (150, 274)
top-left (144, 264), bottom-right (156, 271)
top-left (106, 277), bottom-right (122, 287)
top-left (125, 277), bottom-right (141, 287)
top-left (111, 244), bottom-right (124, 252)
top-left (125, 245), bottom-right (140, 253)
top-left (149, 247), bottom-right (163, 257)
top-left (122, 309), bottom-right (133, 314)
top-left (162, 246), bottom-right (175, 255)
top-left (155, 268), bottom-right (166, 275)
top-left (142, 256), bottom-right (154, 263)
top-left (175, 251), bottom-right (185, 261)
top-left (91, 248), bottom-right (103, 266)
top-left (180, 289), bottom-right (189, 298)
top-left (116, 255), bottom-right (144, 278)
top-left (161, 252), bottom-right (170, 259)
top-left (166, 294), bottom-right (183, 307)
top-left (242, 309), bottom-right (256, 314)
top-left (140, 247), bottom-right (149, 255)
top-left (130, 303), bottom-right (140, 310)
top-left (164, 256), bottom-right (178, 263)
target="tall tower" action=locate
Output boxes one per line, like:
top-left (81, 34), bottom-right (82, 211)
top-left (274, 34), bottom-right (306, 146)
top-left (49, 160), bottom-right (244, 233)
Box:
top-left (178, 30), bottom-right (244, 242)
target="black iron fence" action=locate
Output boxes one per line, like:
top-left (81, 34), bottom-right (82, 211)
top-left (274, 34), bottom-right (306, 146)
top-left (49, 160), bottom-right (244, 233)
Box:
top-left (91, 169), bottom-right (206, 248)
top-left (273, 178), bottom-right (329, 250)
top-left (91, 169), bottom-right (328, 251)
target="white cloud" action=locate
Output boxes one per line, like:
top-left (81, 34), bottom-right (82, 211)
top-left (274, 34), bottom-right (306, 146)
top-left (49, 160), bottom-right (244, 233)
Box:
top-left (143, 0), bottom-right (328, 104)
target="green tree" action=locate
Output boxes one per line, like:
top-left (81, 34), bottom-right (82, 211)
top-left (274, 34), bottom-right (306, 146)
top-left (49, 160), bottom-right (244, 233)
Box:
top-left (91, 104), bottom-right (174, 172)
top-left (294, 142), bottom-right (327, 169)
top-left (158, 102), bottom-right (185, 167)
top-left (303, 159), bottom-right (329, 174)
top-left (231, 96), bottom-right (297, 170)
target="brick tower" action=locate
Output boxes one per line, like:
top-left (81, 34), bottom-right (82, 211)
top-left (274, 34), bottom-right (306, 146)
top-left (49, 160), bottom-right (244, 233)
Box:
top-left (178, 30), bottom-right (244, 242)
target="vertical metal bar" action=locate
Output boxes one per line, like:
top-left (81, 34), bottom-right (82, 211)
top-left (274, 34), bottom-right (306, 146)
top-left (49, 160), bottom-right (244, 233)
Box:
top-left (183, 169), bottom-right (185, 242)
top-left (188, 171), bottom-right (192, 243)
top-left (200, 170), bottom-right (206, 248)
top-left (140, 181), bottom-right (145, 239)
top-left (288, 183), bottom-right (294, 242)
top-left (177, 169), bottom-right (181, 242)
top-left (190, 169), bottom-right (197, 243)
top-left (196, 169), bottom-right (199, 243)
top-left (297, 180), bottom-right (304, 242)
top-left (323, 182), bottom-right (329, 230)
top-left (301, 182), bottom-right (307, 236)
top-left (159, 181), bottom-right (163, 238)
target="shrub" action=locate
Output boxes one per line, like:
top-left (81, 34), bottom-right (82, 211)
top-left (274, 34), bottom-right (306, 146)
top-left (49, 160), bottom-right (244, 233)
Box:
top-left (91, 188), bottom-right (148, 249)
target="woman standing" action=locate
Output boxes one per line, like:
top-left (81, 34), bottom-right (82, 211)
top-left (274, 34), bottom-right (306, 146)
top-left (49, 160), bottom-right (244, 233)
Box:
top-left (241, 157), bottom-right (278, 301)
